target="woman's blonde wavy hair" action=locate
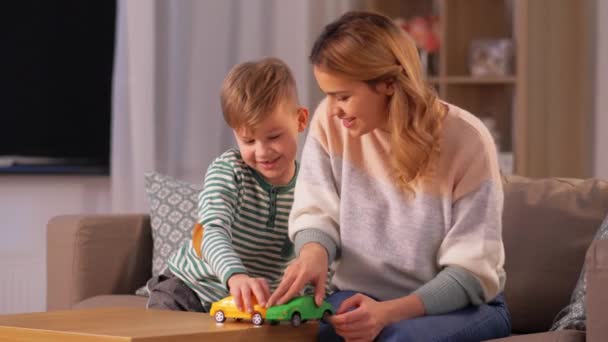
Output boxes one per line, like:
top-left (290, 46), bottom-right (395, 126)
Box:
top-left (310, 11), bottom-right (446, 195)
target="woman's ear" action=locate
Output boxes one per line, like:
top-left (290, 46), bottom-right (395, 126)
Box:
top-left (296, 107), bottom-right (310, 132)
top-left (384, 80), bottom-right (395, 96)
top-left (376, 81), bottom-right (395, 96)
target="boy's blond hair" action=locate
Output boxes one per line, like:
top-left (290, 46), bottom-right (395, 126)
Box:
top-left (221, 57), bottom-right (299, 130)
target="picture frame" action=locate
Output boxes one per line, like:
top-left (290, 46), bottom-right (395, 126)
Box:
top-left (469, 39), bottom-right (514, 77)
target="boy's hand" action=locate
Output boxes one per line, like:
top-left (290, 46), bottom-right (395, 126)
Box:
top-left (266, 243), bottom-right (328, 308)
top-left (227, 274), bottom-right (270, 313)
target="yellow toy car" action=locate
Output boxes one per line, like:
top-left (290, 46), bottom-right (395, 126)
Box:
top-left (209, 296), bottom-right (267, 325)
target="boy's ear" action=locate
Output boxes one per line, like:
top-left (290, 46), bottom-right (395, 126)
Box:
top-left (296, 107), bottom-right (309, 132)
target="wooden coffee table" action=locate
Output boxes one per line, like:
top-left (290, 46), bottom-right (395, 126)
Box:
top-left (0, 307), bottom-right (318, 341)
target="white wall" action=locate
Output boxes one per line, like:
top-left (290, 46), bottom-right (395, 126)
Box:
top-left (594, 0), bottom-right (608, 178)
top-left (0, 176), bottom-right (110, 313)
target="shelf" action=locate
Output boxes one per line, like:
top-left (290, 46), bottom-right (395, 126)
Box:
top-left (445, 76), bottom-right (516, 84)
top-left (427, 76), bottom-right (516, 85)
top-left (365, 0), bottom-right (591, 177)
top-left (427, 77), bottom-right (440, 84)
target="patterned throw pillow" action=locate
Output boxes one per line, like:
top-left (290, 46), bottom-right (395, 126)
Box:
top-left (136, 172), bottom-right (203, 296)
top-left (551, 213), bottom-right (608, 331)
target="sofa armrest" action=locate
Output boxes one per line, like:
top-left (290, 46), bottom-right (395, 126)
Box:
top-left (46, 214), bottom-right (152, 311)
top-left (586, 239), bottom-right (608, 342)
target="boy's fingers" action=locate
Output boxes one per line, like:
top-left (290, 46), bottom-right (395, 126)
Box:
top-left (241, 287), bottom-right (252, 313)
top-left (232, 288), bottom-right (242, 311)
top-left (251, 281), bottom-right (267, 306)
top-left (258, 278), bottom-right (271, 301)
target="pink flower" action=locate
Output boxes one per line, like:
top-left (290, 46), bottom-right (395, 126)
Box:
top-left (396, 16), bottom-right (440, 53)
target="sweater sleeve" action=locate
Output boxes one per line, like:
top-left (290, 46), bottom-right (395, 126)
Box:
top-left (413, 265), bottom-right (484, 315)
top-left (435, 124), bottom-right (506, 304)
top-left (290, 101), bottom-right (341, 264)
top-left (199, 155), bottom-right (247, 286)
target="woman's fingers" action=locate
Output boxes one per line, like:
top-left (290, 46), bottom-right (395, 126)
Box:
top-left (331, 308), bottom-right (366, 328)
top-left (268, 244), bottom-right (329, 307)
top-left (275, 273), bottom-right (308, 305)
top-left (330, 295), bottom-right (386, 341)
top-left (336, 293), bottom-right (364, 314)
top-left (266, 271), bottom-right (295, 307)
top-left (314, 271), bottom-right (328, 306)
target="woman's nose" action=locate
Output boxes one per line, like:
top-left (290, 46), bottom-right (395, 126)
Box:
top-left (329, 105), bottom-right (343, 119)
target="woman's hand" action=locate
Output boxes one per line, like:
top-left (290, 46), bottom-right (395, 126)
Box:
top-left (329, 294), bottom-right (390, 342)
top-left (330, 293), bottom-right (426, 341)
top-left (227, 274), bottom-right (270, 312)
top-left (266, 243), bottom-right (329, 307)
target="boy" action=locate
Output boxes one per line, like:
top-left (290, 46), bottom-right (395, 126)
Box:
top-left (147, 57), bottom-right (309, 313)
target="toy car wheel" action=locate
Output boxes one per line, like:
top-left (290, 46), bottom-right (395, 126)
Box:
top-left (322, 310), bottom-right (332, 323)
top-left (269, 320), bottom-right (279, 326)
top-left (251, 312), bottom-right (264, 326)
top-left (291, 312), bottom-right (302, 327)
top-left (214, 310), bottom-right (226, 323)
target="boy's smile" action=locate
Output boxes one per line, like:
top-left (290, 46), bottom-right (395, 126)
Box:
top-left (234, 100), bottom-right (308, 186)
top-left (259, 156), bottom-right (281, 170)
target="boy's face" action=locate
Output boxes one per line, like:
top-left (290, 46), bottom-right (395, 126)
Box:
top-left (234, 100), bottom-right (309, 186)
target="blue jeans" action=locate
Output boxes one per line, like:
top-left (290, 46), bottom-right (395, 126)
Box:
top-left (320, 291), bottom-right (511, 342)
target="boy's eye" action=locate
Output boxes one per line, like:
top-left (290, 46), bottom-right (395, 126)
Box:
top-left (337, 96), bottom-right (350, 102)
top-left (269, 134), bottom-right (281, 140)
top-left (243, 139), bottom-right (254, 144)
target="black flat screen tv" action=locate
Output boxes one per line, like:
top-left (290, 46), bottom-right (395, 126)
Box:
top-left (0, 1), bottom-right (116, 174)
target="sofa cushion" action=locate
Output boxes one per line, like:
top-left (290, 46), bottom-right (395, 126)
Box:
top-left (585, 240), bottom-right (608, 342)
top-left (137, 172), bottom-right (203, 295)
top-left (73, 295), bottom-right (148, 309)
top-left (502, 175), bottom-right (608, 333)
top-left (487, 330), bottom-right (585, 342)
top-left (551, 214), bottom-right (608, 331)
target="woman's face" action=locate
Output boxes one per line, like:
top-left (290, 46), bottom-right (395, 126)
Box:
top-left (313, 66), bottom-right (393, 137)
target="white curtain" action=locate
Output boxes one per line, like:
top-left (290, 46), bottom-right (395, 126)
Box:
top-left (595, 0), bottom-right (608, 178)
top-left (111, 0), bottom-right (359, 212)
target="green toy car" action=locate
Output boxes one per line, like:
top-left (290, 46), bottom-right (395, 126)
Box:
top-left (265, 295), bottom-right (334, 327)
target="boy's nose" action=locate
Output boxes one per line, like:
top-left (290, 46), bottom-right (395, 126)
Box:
top-left (256, 145), bottom-right (273, 157)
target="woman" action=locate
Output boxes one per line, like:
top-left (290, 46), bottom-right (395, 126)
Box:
top-left (267, 11), bottom-right (511, 341)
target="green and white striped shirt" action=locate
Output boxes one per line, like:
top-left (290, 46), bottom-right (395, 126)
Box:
top-left (168, 149), bottom-right (297, 309)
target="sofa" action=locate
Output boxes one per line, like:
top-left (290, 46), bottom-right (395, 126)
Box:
top-left (47, 175), bottom-right (608, 341)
